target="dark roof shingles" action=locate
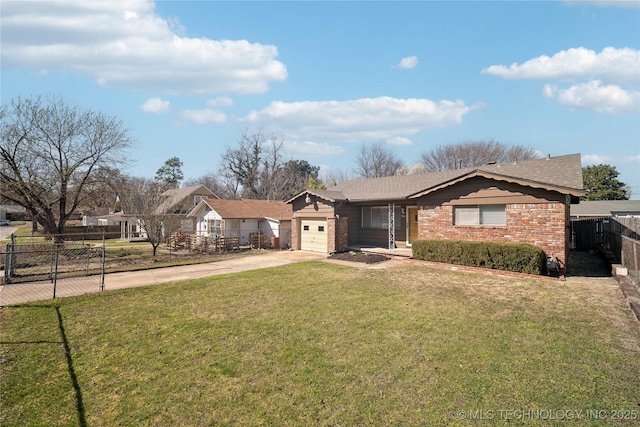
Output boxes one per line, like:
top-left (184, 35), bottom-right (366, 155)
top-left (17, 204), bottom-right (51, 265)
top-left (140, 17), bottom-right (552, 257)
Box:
top-left (329, 154), bottom-right (584, 202)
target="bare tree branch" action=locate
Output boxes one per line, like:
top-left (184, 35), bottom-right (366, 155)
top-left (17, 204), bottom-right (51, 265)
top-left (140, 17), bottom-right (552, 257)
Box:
top-left (116, 177), bottom-right (182, 256)
top-left (1, 95), bottom-right (133, 241)
top-left (353, 142), bottom-right (404, 178)
top-left (420, 140), bottom-right (540, 172)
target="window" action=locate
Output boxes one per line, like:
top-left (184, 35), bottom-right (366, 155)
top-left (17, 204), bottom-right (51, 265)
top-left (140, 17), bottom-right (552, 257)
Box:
top-left (303, 225), bottom-right (310, 231)
top-left (208, 219), bottom-right (222, 235)
top-left (194, 195), bottom-right (206, 206)
top-left (454, 205), bottom-right (506, 226)
top-left (318, 226), bottom-right (324, 232)
top-left (361, 206), bottom-right (402, 229)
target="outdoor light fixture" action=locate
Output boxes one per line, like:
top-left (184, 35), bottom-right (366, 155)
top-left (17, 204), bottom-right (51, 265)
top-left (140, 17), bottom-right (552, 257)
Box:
top-left (305, 194), bottom-right (311, 204)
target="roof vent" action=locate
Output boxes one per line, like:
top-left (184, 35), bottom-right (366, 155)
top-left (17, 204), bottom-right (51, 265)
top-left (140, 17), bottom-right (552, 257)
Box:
top-left (547, 154), bottom-right (551, 159)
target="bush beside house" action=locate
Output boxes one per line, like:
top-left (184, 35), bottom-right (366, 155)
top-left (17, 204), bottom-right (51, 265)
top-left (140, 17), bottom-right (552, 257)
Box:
top-left (412, 239), bottom-right (546, 275)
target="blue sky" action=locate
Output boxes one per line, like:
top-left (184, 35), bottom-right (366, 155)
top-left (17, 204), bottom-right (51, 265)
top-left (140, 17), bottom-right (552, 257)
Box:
top-left (2, 0), bottom-right (639, 198)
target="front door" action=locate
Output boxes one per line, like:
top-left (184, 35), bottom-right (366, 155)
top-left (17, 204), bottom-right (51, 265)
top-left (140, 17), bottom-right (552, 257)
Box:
top-left (408, 207), bottom-right (419, 245)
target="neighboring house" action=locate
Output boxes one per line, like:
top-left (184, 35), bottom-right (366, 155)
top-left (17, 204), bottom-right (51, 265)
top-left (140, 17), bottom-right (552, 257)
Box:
top-left (122, 184), bottom-right (218, 240)
top-left (96, 212), bottom-right (128, 226)
top-left (287, 154), bottom-right (585, 272)
top-left (570, 200), bottom-right (640, 220)
top-left (82, 207), bottom-right (112, 226)
top-left (0, 204), bottom-right (27, 221)
top-left (186, 198), bottom-right (292, 248)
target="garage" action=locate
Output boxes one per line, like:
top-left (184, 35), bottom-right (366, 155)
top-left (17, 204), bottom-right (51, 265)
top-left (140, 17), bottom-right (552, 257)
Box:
top-left (300, 219), bottom-right (328, 253)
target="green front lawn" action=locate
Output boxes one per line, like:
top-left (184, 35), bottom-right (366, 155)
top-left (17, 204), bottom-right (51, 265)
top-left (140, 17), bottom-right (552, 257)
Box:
top-left (1, 262), bottom-right (639, 426)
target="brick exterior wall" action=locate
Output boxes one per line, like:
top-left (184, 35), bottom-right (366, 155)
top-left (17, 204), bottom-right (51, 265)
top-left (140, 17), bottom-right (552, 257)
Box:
top-left (336, 216), bottom-right (349, 252)
top-left (327, 217), bottom-right (349, 253)
top-left (418, 202), bottom-right (569, 271)
top-left (291, 217), bottom-right (300, 250)
top-left (327, 217), bottom-right (337, 253)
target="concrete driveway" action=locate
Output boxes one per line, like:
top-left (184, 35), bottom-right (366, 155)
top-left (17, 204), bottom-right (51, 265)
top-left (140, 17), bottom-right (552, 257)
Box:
top-left (0, 225), bottom-right (19, 241)
top-left (0, 250), bottom-right (328, 306)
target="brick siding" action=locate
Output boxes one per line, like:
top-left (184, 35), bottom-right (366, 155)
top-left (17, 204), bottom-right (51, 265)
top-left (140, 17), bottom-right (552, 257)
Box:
top-left (418, 202), bottom-right (569, 271)
top-left (291, 217), bottom-right (300, 250)
top-left (336, 216), bottom-right (349, 252)
top-left (327, 218), bottom-right (336, 253)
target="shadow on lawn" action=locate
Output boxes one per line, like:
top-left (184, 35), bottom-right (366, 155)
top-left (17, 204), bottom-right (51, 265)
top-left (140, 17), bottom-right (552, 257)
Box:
top-left (55, 306), bottom-right (87, 427)
top-left (0, 304), bottom-right (86, 427)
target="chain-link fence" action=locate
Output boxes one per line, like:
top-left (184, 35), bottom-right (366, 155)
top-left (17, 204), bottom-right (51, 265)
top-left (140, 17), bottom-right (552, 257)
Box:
top-left (1, 234), bottom-right (105, 306)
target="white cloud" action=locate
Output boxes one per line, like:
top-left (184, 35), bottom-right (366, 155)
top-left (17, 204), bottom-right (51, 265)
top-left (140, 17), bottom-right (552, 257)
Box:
top-left (179, 109), bottom-right (227, 125)
top-left (206, 97), bottom-right (234, 108)
top-left (1, 1), bottom-right (287, 95)
top-left (242, 96), bottom-right (476, 142)
top-left (283, 140), bottom-right (346, 156)
top-left (386, 136), bottom-right (412, 146)
top-left (622, 154), bottom-right (640, 164)
top-left (141, 97), bottom-right (170, 114)
top-left (543, 81), bottom-right (640, 114)
top-left (397, 56), bottom-right (418, 69)
top-left (582, 154), bottom-right (614, 165)
top-left (482, 47), bottom-right (640, 85)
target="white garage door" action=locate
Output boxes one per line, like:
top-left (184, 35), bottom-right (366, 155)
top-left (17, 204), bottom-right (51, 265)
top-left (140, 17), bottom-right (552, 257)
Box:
top-left (300, 219), bottom-right (328, 253)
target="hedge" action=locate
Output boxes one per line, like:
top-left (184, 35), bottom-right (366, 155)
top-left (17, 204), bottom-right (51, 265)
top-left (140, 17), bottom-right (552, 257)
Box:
top-left (411, 239), bottom-right (546, 275)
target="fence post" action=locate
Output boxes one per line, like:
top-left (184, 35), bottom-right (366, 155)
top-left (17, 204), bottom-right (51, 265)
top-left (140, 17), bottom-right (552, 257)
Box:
top-left (49, 244), bottom-right (55, 282)
top-left (4, 234), bottom-right (15, 284)
top-left (52, 245), bottom-right (60, 299)
top-left (100, 236), bottom-right (106, 292)
top-left (85, 244), bottom-right (90, 276)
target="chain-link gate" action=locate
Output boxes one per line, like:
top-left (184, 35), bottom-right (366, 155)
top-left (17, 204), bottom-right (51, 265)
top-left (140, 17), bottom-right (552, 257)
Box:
top-left (1, 234), bottom-right (106, 306)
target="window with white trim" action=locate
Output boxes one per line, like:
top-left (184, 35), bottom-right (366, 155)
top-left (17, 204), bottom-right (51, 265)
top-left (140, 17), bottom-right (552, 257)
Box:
top-left (454, 205), bottom-right (506, 226)
top-left (361, 206), bottom-right (402, 229)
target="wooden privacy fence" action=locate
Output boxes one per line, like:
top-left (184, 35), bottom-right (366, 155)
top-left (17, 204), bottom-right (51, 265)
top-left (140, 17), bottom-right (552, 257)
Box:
top-left (602, 217), bottom-right (640, 287)
top-left (572, 218), bottom-right (603, 251)
top-left (573, 217), bottom-right (640, 287)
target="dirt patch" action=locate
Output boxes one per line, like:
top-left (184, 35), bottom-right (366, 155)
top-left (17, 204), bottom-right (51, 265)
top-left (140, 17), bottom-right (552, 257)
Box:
top-left (328, 250), bottom-right (390, 264)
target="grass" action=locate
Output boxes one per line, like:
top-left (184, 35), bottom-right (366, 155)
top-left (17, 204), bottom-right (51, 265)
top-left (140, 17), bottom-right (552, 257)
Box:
top-left (1, 261), bottom-right (639, 426)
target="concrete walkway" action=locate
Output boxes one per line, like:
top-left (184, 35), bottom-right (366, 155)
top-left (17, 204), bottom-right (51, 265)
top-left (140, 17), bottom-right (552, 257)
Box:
top-left (0, 251), bottom-right (327, 306)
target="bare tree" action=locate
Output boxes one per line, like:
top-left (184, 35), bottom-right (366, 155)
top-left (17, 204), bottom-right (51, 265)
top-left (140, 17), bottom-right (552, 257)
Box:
top-left (353, 142), bottom-right (404, 178)
top-left (0, 95), bottom-right (132, 242)
top-left (183, 173), bottom-right (229, 199)
top-left (221, 128), bottom-right (266, 199)
top-left (269, 160), bottom-right (321, 200)
top-left (220, 128), bottom-right (320, 200)
top-left (321, 168), bottom-right (353, 187)
top-left (117, 177), bottom-right (182, 256)
top-left (257, 133), bottom-right (285, 200)
top-left (420, 140), bottom-right (539, 172)
top-left (81, 166), bottom-right (124, 210)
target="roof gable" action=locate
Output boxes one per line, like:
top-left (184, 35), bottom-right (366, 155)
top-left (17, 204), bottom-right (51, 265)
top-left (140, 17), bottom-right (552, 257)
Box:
top-left (324, 154), bottom-right (585, 202)
top-left (189, 199), bottom-right (292, 221)
top-left (155, 184), bottom-right (218, 214)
